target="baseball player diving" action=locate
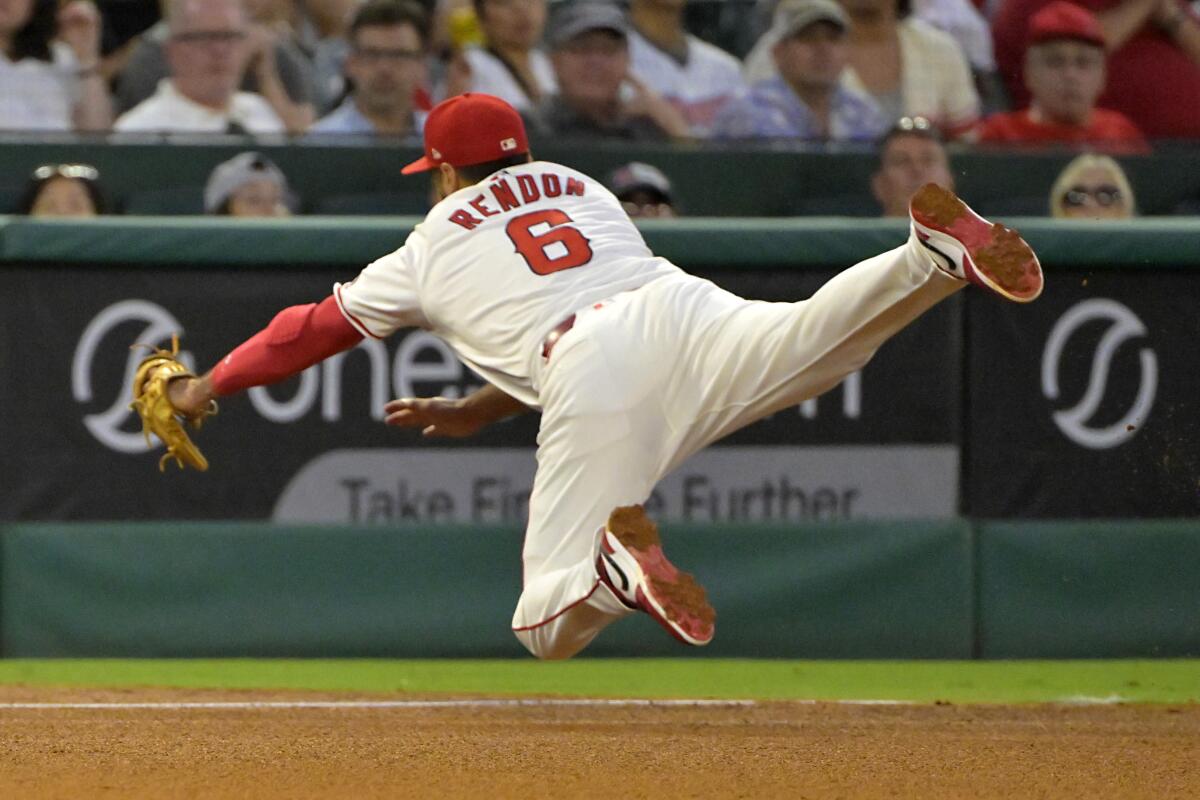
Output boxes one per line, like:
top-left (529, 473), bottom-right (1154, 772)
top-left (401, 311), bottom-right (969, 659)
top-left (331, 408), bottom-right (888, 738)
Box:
top-left (136, 92), bottom-right (1043, 660)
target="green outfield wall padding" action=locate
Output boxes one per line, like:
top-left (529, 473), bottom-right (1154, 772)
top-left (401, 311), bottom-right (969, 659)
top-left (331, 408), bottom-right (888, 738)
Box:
top-left (0, 522), bottom-right (973, 659)
top-left (4, 216), bottom-right (1200, 270)
top-left (977, 521), bottom-right (1200, 658)
top-left (5, 521), bottom-right (1199, 659)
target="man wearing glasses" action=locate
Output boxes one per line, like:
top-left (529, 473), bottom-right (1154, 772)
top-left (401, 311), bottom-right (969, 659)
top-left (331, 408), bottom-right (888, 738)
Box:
top-left (309, 0), bottom-right (429, 137)
top-left (114, 0), bottom-right (285, 133)
top-left (871, 116), bottom-right (957, 217)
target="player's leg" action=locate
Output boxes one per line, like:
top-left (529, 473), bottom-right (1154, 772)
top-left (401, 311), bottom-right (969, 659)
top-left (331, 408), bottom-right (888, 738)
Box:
top-left (667, 184), bottom-right (1041, 462)
top-left (509, 411), bottom-right (654, 661)
top-left (510, 314), bottom-right (713, 659)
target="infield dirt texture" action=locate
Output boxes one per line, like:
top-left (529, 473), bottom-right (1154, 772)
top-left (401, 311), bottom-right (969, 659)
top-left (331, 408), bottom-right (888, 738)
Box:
top-left (1, 660), bottom-right (1197, 798)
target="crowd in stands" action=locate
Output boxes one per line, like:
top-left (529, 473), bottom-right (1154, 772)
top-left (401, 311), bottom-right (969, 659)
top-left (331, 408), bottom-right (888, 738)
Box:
top-left (3, 0), bottom-right (1195, 217)
top-left (5, 0), bottom-right (1199, 142)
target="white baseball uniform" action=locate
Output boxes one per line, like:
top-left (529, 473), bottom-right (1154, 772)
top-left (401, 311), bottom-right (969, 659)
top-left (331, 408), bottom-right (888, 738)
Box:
top-left (335, 160), bottom-right (960, 659)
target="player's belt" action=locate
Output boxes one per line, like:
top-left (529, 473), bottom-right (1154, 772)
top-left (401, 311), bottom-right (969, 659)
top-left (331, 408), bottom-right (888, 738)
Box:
top-left (541, 314), bottom-right (577, 360)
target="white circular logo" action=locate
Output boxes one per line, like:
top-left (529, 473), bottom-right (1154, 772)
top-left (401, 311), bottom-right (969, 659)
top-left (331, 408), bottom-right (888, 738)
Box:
top-left (1041, 298), bottom-right (1157, 450)
top-left (72, 299), bottom-right (193, 453)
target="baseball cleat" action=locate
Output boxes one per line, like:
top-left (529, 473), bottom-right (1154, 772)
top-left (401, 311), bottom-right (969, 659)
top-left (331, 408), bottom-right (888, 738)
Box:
top-left (596, 505), bottom-right (715, 646)
top-left (910, 182), bottom-right (1044, 303)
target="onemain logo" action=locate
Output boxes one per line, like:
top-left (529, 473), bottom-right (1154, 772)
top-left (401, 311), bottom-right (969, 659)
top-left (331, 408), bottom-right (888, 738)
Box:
top-left (74, 299), bottom-right (483, 453)
top-left (1041, 298), bottom-right (1157, 450)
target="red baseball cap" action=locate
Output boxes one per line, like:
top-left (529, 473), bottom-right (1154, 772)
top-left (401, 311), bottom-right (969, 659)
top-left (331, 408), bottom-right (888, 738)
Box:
top-left (1028, 1), bottom-right (1106, 48)
top-left (401, 93), bottom-right (530, 175)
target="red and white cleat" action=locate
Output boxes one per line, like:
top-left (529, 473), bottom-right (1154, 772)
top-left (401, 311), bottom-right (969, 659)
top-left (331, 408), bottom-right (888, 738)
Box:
top-left (910, 182), bottom-right (1044, 303)
top-left (596, 505), bottom-right (715, 646)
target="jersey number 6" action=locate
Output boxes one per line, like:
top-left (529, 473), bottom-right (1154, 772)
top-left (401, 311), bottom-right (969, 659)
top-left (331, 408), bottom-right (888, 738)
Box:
top-left (506, 209), bottom-right (594, 275)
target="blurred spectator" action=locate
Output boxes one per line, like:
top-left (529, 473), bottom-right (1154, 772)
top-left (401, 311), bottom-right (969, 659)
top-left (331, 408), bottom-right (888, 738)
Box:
top-left (18, 163), bottom-right (107, 216)
top-left (871, 116), bottom-right (955, 216)
top-left (610, 161), bottom-right (677, 216)
top-left (442, 0), bottom-right (556, 111)
top-left (911, 0), bottom-right (995, 73)
top-left (309, 0), bottom-right (428, 136)
top-left (993, 0), bottom-right (1200, 139)
top-left (204, 151), bottom-right (294, 215)
top-left (912, 0), bottom-right (1007, 112)
top-left (115, 0), bottom-right (315, 133)
top-left (712, 0), bottom-right (886, 140)
top-left (975, 3), bottom-right (1147, 149)
top-left (295, 0), bottom-right (362, 111)
top-left (747, 0), bottom-right (1000, 102)
top-left (1049, 152), bottom-right (1136, 218)
top-left (432, 0), bottom-right (484, 58)
top-left (0, 0), bottom-right (112, 130)
top-left (528, 2), bottom-right (689, 140)
top-left (837, 0), bottom-right (980, 134)
top-left (114, 0), bottom-right (285, 133)
top-left (627, 0), bottom-right (745, 136)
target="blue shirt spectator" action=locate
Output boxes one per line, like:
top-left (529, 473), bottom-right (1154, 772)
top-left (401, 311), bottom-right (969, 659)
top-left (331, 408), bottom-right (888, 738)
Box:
top-left (713, 75), bottom-right (885, 140)
top-left (712, 0), bottom-right (886, 142)
top-left (307, 0), bottom-right (428, 138)
top-left (310, 96), bottom-right (425, 135)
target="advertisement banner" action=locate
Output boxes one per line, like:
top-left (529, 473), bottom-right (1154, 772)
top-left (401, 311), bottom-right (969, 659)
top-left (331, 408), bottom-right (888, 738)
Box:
top-left (965, 271), bottom-right (1200, 517)
top-left (0, 264), bottom-right (960, 521)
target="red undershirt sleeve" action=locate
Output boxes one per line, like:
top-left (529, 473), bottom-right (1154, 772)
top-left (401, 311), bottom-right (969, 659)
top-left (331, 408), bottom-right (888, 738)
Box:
top-left (210, 294), bottom-right (363, 396)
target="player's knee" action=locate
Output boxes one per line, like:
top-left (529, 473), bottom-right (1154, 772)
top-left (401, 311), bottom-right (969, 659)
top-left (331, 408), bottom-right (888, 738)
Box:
top-left (512, 628), bottom-right (582, 661)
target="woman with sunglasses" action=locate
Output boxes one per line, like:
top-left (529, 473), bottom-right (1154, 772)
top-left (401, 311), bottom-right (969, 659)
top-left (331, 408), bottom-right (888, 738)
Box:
top-left (17, 163), bottom-right (108, 217)
top-left (1049, 153), bottom-right (1135, 219)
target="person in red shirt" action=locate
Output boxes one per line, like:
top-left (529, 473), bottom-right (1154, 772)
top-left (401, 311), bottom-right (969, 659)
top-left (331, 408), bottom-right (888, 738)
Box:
top-left (976, 2), bottom-right (1148, 149)
top-left (992, 0), bottom-right (1200, 139)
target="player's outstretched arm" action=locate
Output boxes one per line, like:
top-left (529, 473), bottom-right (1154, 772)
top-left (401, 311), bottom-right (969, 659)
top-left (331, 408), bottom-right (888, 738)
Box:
top-left (384, 384), bottom-right (530, 438)
top-left (167, 294), bottom-right (363, 416)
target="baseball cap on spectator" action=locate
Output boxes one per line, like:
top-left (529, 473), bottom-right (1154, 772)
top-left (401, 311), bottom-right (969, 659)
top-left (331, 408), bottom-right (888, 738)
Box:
top-left (771, 0), bottom-right (849, 38)
top-left (545, 1), bottom-right (629, 49)
top-left (204, 152), bottom-right (292, 213)
top-left (1028, 1), bottom-right (1106, 47)
top-left (401, 93), bottom-right (529, 174)
top-left (610, 162), bottom-right (673, 204)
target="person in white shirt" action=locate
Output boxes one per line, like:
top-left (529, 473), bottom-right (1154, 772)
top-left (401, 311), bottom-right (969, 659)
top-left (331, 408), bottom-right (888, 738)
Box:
top-left (747, 0), bottom-right (995, 80)
top-left (115, 0), bottom-right (284, 134)
top-left (0, 0), bottom-right (111, 131)
top-left (443, 0), bottom-right (557, 111)
top-left (626, 0), bottom-right (745, 136)
top-left (837, 0), bottom-right (980, 134)
top-left (745, 0), bottom-right (999, 117)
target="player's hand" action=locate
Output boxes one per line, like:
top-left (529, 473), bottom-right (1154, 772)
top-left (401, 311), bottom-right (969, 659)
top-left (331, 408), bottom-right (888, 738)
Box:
top-left (384, 396), bottom-right (489, 438)
top-left (167, 374), bottom-right (217, 419)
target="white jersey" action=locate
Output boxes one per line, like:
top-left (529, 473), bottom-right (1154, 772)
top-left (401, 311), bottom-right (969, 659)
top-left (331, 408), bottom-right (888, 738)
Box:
top-left (334, 161), bottom-right (682, 409)
top-left (461, 47), bottom-right (557, 112)
top-left (627, 30), bottom-right (745, 137)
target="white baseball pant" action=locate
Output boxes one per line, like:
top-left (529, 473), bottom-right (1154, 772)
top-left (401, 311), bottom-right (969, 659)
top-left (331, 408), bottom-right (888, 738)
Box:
top-left (510, 234), bottom-right (962, 659)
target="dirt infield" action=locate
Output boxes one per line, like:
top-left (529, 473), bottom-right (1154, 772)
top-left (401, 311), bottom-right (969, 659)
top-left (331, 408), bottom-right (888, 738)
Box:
top-left (0, 688), bottom-right (1197, 799)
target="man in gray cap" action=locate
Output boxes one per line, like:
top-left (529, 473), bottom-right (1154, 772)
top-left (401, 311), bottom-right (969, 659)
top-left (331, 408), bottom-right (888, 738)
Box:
top-left (711, 0), bottom-right (886, 141)
top-left (527, 2), bottom-right (689, 140)
top-left (205, 152), bottom-right (294, 216)
top-left (609, 161), bottom-right (678, 217)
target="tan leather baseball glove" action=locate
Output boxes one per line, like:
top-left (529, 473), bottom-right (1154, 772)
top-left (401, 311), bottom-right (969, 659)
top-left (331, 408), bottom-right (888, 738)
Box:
top-left (128, 334), bottom-right (217, 472)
